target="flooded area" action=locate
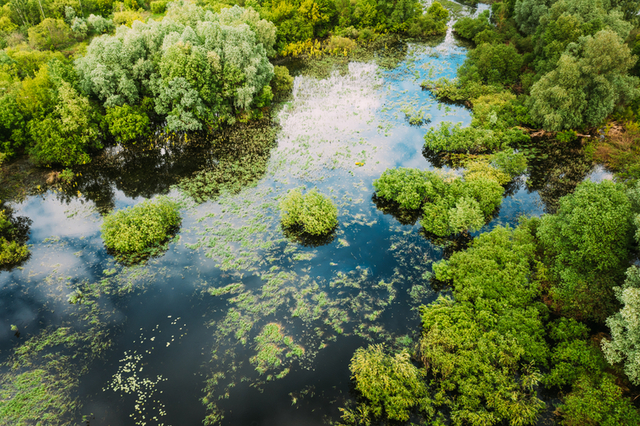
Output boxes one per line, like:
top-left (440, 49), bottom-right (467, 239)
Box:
top-left (0, 25), bottom-right (595, 425)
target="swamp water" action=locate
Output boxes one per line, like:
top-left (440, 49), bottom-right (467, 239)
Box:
top-left (0, 29), bottom-right (595, 426)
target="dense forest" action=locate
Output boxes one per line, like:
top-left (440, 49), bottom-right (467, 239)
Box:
top-left (0, 0), bottom-right (640, 424)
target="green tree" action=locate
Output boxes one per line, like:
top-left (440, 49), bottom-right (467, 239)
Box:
top-left (28, 18), bottom-right (72, 50)
top-left (537, 179), bottom-right (633, 321)
top-left (345, 344), bottom-right (432, 423)
top-left (528, 30), bottom-right (639, 131)
top-left (602, 265), bottom-right (640, 385)
top-left (458, 42), bottom-right (524, 86)
top-left (29, 81), bottom-right (101, 166)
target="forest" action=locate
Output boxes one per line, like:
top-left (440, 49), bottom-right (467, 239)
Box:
top-left (0, 0), bottom-right (639, 424)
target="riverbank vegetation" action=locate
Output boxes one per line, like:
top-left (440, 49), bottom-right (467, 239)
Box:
top-left (343, 180), bottom-right (640, 425)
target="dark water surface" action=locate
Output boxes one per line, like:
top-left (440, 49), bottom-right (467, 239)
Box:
top-left (0, 29), bottom-right (591, 426)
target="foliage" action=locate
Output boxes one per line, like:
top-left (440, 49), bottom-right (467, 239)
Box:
top-left (76, 2), bottom-right (276, 132)
top-left (557, 374), bottom-right (640, 425)
top-left (423, 121), bottom-right (529, 154)
top-left (458, 42), bottom-right (524, 86)
top-left (270, 65), bottom-right (293, 99)
top-left (104, 104), bottom-right (149, 143)
top-left (406, 2), bottom-right (449, 38)
top-left (279, 188), bottom-right (338, 235)
top-left (537, 180), bottom-right (633, 321)
top-left (150, 0), bottom-right (168, 14)
top-left (490, 148), bottom-right (528, 177)
top-left (345, 344), bottom-right (432, 423)
top-left (28, 18), bottom-right (72, 51)
top-left (602, 265), bottom-right (640, 385)
top-left (373, 167), bottom-right (505, 237)
top-left (101, 196), bottom-right (181, 255)
top-left (528, 30), bottom-right (639, 131)
top-left (372, 167), bottom-right (434, 210)
top-left (28, 81), bottom-right (101, 166)
top-left (453, 9), bottom-right (492, 41)
top-left (423, 225), bottom-right (548, 426)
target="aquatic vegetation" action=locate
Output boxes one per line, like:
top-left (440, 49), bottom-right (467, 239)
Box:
top-left (373, 167), bottom-right (504, 237)
top-left (178, 119), bottom-right (278, 203)
top-left (106, 351), bottom-right (168, 426)
top-left (341, 344), bottom-right (432, 423)
top-left (101, 196), bottom-right (181, 257)
top-left (280, 188), bottom-right (338, 236)
top-left (423, 121), bottom-right (529, 154)
top-left (251, 323), bottom-right (304, 375)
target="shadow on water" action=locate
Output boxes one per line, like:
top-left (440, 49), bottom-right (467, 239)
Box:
top-left (281, 225), bottom-right (338, 247)
top-left (521, 136), bottom-right (594, 214)
top-left (54, 118), bottom-right (279, 213)
top-left (372, 194), bottom-right (422, 226)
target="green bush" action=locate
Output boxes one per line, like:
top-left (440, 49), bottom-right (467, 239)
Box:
top-left (104, 104), bottom-right (150, 143)
top-left (28, 19), bottom-right (72, 51)
top-left (373, 167), bottom-right (504, 237)
top-left (279, 189), bottom-right (338, 236)
top-left (458, 43), bottom-right (524, 86)
top-left (538, 180), bottom-right (633, 321)
top-left (423, 122), bottom-right (529, 154)
top-left (150, 0), bottom-right (168, 13)
top-left (345, 344), bottom-right (432, 423)
top-left (101, 197), bottom-right (181, 254)
top-left (453, 10), bottom-right (492, 41)
top-left (557, 375), bottom-right (640, 425)
top-left (270, 66), bottom-right (294, 99)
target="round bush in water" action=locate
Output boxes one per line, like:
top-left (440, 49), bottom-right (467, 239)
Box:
top-left (101, 197), bottom-right (181, 254)
top-left (280, 189), bottom-right (338, 236)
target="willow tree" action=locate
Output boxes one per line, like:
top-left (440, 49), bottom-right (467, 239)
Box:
top-left (76, 2), bottom-right (276, 132)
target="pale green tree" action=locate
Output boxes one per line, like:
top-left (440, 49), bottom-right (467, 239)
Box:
top-left (603, 265), bottom-right (640, 385)
top-left (528, 30), bottom-right (639, 131)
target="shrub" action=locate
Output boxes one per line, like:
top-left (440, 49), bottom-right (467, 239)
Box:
top-left (490, 149), bottom-right (528, 177)
top-left (28, 19), bottom-right (72, 51)
top-left (458, 42), bottom-right (524, 86)
top-left (113, 10), bottom-right (146, 27)
top-left (101, 197), bottom-right (181, 254)
top-left (345, 344), bottom-right (432, 423)
top-left (270, 66), bottom-right (294, 99)
top-left (150, 0), bottom-right (168, 13)
top-left (87, 14), bottom-right (115, 34)
top-left (453, 10), bottom-right (491, 40)
top-left (423, 122), bottom-right (529, 154)
top-left (538, 180), bottom-right (633, 321)
top-left (105, 104), bottom-right (150, 143)
top-left (373, 167), bottom-right (504, 237)
top-left (325, 35), bottom-right (357, 54)
top-left (279, 188), bottom-right (338, 235)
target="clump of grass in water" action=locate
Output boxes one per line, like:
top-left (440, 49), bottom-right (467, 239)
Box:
top-left (101, 196), bottom-right (181, 264)
top-left (251, 323), bottom-right (304, 376)
top-left (279, 188), bottom-right (338, 244)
